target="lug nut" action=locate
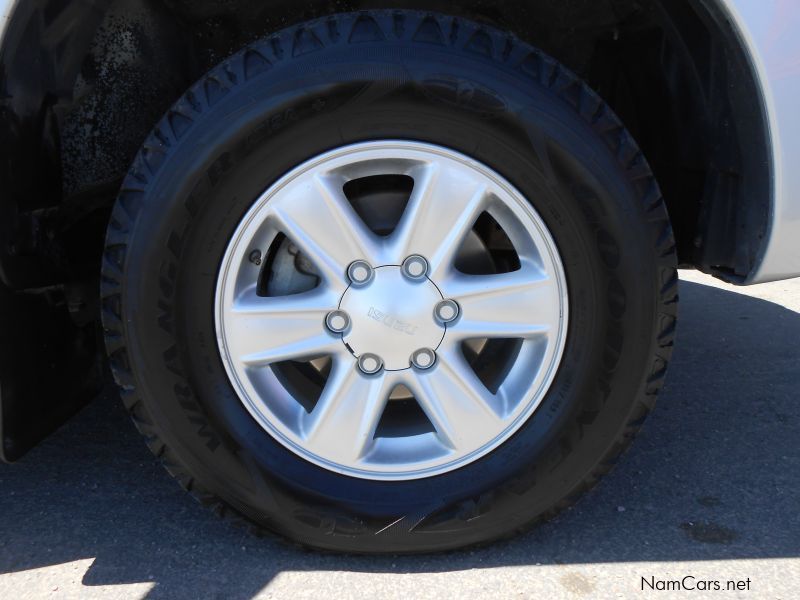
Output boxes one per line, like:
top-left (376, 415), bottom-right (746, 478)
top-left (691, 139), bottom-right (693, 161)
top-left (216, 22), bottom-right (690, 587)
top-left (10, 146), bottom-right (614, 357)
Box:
top-left (435, 299), bottom-right (460, 324)
top-left (325, 310), bottom-right (350, 334)
top-left (402, 255), bottom-right (429, 280)
top-left (248, 250), bottom-right (262, 266)
top-left (347, 260), bottom-right (374, 286)
top-left (411, 348), bottom-right (436, 370)
top-left (357, 353), bottom-right (384, 375)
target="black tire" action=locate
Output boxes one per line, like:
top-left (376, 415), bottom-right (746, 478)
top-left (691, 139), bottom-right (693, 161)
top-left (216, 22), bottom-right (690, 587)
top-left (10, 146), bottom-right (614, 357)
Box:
top-left (101, 10), bottom-right (677, 553)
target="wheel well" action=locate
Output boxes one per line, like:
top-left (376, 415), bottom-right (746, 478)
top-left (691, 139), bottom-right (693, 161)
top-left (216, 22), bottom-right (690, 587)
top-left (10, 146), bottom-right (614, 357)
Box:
top-left (0, 0), bottom-right (770, 291)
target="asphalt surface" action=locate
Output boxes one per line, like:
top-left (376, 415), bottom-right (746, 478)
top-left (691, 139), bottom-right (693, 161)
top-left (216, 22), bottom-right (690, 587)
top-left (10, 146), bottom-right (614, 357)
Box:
top-left (0, 271), bottom-right (798, 599)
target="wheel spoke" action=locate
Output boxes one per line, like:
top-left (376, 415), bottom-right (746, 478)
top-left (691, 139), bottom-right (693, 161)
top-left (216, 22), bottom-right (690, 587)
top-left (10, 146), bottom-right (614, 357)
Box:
top-left (270, 173), bottom-right (381, 289)
top-left (302, 360), bottom-right (395, 463)
top-left (409, 347), bottom-right (503, 450)
top-left (440, 264), bottom-right (557, 340)
top-left (226, 287), bottom-right (340, 366)
top-left (389, 162), bottom-right (488, 277)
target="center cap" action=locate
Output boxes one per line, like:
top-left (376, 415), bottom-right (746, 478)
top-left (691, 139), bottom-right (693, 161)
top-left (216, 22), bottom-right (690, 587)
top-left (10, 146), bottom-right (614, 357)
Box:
top-left (340, 266), bottom-right (445, 370)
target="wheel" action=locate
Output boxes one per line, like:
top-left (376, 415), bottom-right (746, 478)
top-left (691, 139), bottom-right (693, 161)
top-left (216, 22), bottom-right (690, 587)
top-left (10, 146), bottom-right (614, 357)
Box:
top-left (101, 10), bottom-right (677, 552)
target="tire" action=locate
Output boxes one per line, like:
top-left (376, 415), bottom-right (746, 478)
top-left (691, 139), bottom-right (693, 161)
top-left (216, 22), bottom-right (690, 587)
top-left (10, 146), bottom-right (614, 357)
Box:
top-left (101, 10), bottom-right (677, 553)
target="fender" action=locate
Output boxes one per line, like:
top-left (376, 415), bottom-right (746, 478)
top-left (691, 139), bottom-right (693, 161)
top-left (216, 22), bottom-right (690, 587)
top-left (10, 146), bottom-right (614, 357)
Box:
top-left (721, 1), bottom-right (800, 282)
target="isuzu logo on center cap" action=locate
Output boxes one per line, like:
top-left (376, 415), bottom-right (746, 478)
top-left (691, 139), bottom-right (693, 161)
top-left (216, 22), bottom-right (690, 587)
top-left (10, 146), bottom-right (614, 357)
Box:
top-left (367, 307), bottom-right (419, 335)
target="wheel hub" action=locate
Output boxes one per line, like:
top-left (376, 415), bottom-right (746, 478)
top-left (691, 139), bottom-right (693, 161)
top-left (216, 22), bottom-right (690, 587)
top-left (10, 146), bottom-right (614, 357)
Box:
top-left (339, 265), bottom-right (445, 371)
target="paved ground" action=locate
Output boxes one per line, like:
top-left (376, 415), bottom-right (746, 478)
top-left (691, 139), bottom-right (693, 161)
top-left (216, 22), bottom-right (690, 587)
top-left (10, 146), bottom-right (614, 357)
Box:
top-left (0, 271), bottom-right (798, 599)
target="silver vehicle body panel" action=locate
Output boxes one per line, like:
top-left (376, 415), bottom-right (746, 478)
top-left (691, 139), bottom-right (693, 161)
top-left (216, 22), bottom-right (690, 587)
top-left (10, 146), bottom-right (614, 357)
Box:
top-left (724, 1), bottom-right (800, 282)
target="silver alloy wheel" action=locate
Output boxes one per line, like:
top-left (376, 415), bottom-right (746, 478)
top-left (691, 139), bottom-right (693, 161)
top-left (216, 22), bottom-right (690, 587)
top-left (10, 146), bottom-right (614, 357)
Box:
top-left (215, 140), bottom-right (568, 480)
